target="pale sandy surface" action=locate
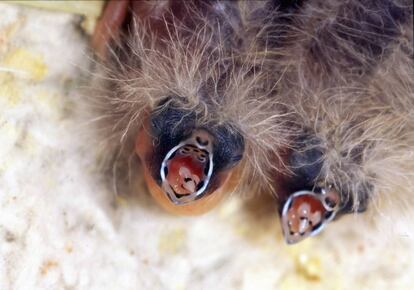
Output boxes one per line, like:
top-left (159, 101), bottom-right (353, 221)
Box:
top-left (0, 3), bottom-right (413, 290)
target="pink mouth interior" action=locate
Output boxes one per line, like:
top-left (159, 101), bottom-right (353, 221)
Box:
top-left (286, 195), bottom-right (326, 237)
top-left (166, 153), bottom-right (205, 195)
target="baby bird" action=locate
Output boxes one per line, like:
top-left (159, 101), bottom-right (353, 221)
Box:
top-left (90, 0), bottom-right (287, 215)
top-left (91, 0), bottom-right (414, 244)
top-left (246, 0), bottom-right (414, 243)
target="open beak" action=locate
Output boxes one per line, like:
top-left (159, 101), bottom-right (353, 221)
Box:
top-left (160, 130), bottom-right (214, 205)
top-left (135, 119), bottom-right (236, 215)
top-left (281, 187), bottom-right (340, 244)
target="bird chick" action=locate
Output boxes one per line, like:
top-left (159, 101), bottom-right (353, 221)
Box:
top-left (90, 0), bottom-right (287, 215)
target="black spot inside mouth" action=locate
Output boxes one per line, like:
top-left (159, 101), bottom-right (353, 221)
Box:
top-left (196, 180), bottom-right (205, 191)
top-left (184, 177), bottom-right (192, 183)
top-left (174, 192), bottom-right (190, 198)
top-left (324, 211), bottom-right (334, 220)
top-left (312, 223), bottom-right (323, 233)
top-left (203, 162), bottom-right (210, 176)
top-left (168, 151), bottom-right (177, 160)
top-left (169, 186), bottom-right (191, 199)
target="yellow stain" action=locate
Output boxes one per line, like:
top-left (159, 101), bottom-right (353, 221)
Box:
top-left (295, 254), bottom-right (322, 281)
top-left (2, 48), bottom-right (48, 81)
top-left (158, 228), bottom-right (187, 255)
top-left (281, 238), bottom-right (347, 289)
top-left (285, 239), bottom-right (324, 281)
top-left (0, 74), bottom-right (21, 106)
